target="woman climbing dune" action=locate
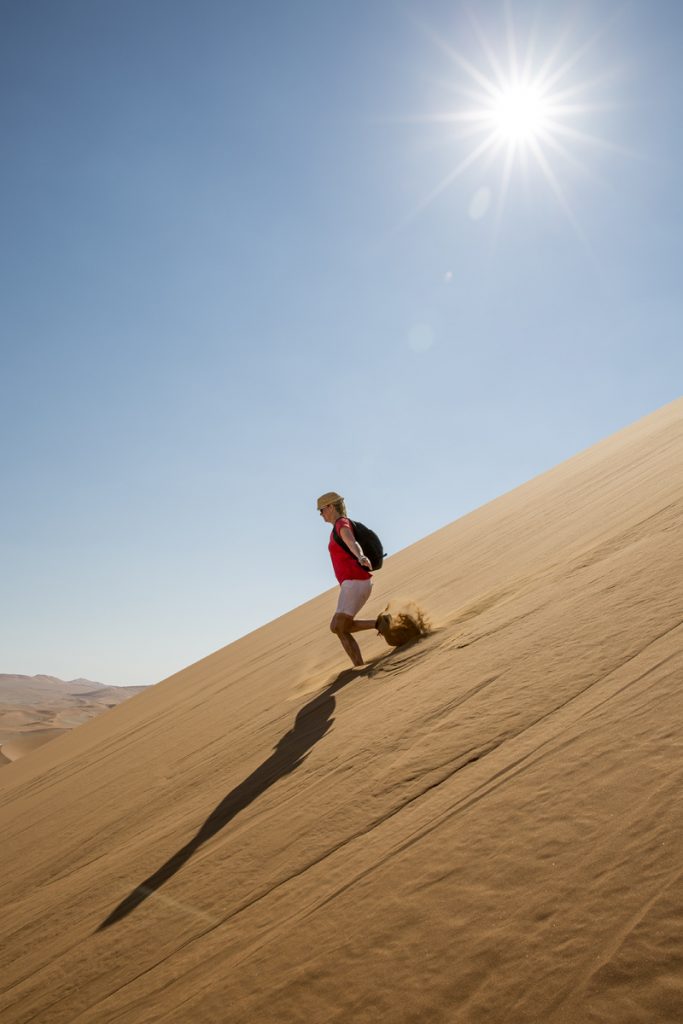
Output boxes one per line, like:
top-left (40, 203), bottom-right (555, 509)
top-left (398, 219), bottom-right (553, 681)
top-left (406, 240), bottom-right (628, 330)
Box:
top-left (317, 491), bottom-right (378, 667)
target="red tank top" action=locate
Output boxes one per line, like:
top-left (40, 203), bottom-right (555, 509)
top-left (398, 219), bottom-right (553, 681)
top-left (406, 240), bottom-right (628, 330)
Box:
top-left (328, 517), bottom-right (373, 584)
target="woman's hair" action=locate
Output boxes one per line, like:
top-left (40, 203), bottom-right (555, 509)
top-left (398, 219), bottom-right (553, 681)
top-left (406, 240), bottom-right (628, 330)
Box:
top-left (333, 498), bottom-right (347, 519)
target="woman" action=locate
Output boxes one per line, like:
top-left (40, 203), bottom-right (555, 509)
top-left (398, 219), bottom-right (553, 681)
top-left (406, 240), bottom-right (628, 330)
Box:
top-left (317, 491), bottom-right (378, 667)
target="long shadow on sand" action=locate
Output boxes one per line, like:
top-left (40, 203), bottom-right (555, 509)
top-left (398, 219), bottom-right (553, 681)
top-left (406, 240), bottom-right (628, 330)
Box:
top-left (97, 665), bottom-right (365, 930)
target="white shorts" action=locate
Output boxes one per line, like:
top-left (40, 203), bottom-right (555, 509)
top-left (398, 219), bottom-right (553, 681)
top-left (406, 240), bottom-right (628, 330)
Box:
top-left (336, 578), bottom-right (373, 618)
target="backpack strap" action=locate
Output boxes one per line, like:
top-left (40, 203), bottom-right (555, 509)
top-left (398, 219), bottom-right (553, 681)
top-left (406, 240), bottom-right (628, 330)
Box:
top-left (332, 519), bottom-right (359, 563)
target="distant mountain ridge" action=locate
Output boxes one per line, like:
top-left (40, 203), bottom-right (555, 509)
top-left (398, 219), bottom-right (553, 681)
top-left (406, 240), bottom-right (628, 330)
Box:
top-left (0, 674), bottom-right (147, 765)
top-left (0, 674), bottom-right (144, 704)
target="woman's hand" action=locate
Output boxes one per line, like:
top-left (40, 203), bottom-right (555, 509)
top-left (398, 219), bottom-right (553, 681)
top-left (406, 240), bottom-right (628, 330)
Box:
top-left (340, 526), bottom-right (372, 570)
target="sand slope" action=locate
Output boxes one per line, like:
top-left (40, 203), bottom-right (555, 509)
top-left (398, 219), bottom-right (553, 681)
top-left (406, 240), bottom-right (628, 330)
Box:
top-left (0, 676), bottom-right (146, 764)
top-left (1, 400), bottom-right (682, 1024)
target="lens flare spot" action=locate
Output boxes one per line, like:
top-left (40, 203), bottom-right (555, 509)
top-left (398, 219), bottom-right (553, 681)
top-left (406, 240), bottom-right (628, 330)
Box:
top-left (408, 324), bottom-right (434, 353)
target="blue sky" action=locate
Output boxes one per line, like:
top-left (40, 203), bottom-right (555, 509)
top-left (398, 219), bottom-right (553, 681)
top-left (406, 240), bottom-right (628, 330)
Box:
top-left (2, 0), bottom-right (681, 685)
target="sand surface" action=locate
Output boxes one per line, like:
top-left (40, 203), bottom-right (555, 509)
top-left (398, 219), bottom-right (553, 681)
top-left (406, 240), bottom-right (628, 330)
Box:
top-left (1, 400), bottom-right (682, 1023)
top-left (0, 676), bottom-right (146, 764)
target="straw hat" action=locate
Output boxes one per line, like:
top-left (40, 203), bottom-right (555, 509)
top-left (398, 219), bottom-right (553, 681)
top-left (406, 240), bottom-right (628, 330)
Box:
top-left (316, 491), bottom-right (344, 510)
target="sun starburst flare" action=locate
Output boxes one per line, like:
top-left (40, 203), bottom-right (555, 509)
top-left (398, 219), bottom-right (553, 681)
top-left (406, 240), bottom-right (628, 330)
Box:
top-left (401, 6), bottom-right (623, 237)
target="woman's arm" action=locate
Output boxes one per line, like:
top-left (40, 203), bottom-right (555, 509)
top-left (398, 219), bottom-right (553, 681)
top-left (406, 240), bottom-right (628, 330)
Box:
top-left (340, 526), bottom-right (372, 569)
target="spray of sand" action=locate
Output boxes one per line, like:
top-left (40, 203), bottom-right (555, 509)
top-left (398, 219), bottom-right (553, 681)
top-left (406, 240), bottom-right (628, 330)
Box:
top-left (375, 601), bottom-right (432, 647)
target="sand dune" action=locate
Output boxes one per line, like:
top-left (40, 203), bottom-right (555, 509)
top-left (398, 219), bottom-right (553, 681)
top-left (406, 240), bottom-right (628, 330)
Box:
top-left (0, 676), bottom-right (146, 764)
top-left (0, 400), bottom-right (682, 1023)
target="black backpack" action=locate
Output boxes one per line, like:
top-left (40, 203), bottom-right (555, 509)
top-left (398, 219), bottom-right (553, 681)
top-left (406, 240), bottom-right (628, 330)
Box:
top-left (333, 520), bottom-right (386, 570)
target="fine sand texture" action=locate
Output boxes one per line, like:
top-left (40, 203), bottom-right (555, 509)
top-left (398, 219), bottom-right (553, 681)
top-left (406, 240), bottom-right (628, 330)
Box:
top-left (1, 399), bottom-right (682, 1024)
top-left (0, 676), bottom-right (146, 765)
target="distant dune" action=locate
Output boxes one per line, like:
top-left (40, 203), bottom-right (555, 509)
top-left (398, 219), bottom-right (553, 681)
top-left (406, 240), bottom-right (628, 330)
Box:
top-left (1, 400), bottom-right (682, 1023)
top-left (0, 675), bottom-right (146, 764)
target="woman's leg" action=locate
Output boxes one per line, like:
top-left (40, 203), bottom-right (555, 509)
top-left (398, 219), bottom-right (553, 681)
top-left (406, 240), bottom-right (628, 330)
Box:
top-left (331, 580), bottom-right (374, 665)
top-left (330, 613), bottom-right (364, 666)
top-left (347, 618), bottom-right (377, 633)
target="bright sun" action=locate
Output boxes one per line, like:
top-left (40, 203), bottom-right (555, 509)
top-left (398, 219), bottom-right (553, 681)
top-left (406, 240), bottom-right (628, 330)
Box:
top-left (406, 10), bottom-right (616, 232)
top-left (490, 84), bottom-right (550, 142)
